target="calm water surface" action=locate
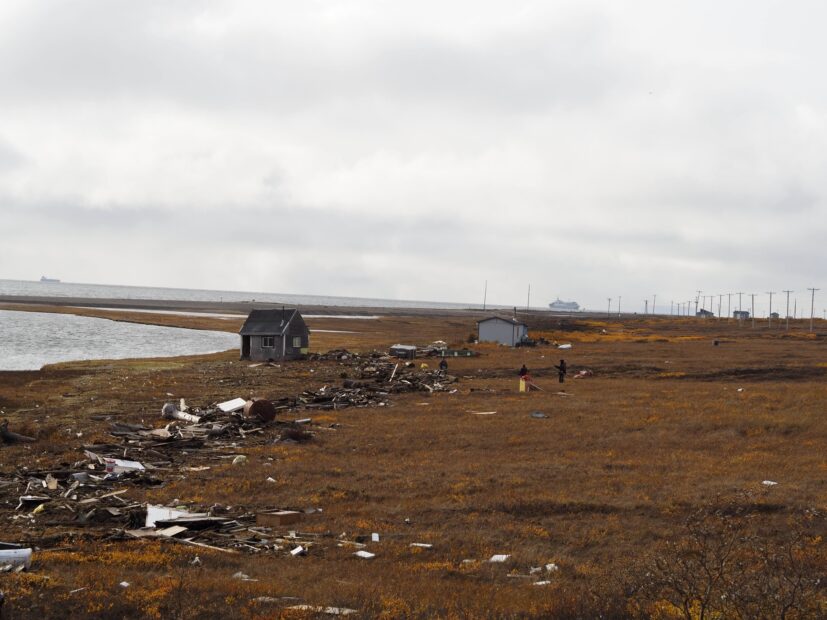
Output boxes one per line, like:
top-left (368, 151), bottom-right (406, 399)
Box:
top-left (0, 310), bottom-right (238, 370)
top-left (0, 279), bottom-right (499, 310)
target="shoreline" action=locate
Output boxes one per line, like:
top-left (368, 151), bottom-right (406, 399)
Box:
top-left (0, 294), bottom-right (596, 319)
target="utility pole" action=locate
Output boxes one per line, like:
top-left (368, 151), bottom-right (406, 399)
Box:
top-left (737, 292), bottom-right (744, 324)
top-left (695, 290), bottom-right (702, 315)
top-left (808, 288), bottom-right (819, 332)
top-left (727, 293), bottom-right (732, 321)
top-left (617, 295), bottom-right (621, 317)
top-left (783, 290), bottom-right (793, 330)
top-left (717, 294), bottom-right (722, 319)
top-left (526, 284), bottom-right (530, 311)
top-left (766, 291), bottom-right (775, 328)
top-left (687, 300), bottom-right (692, 316)
top-left (750, 294), bottom-right (756, 328)
top-left (482, 280), bottom-right (488, 311)
top-left (670, 300), bottom-right (674, 315)
top-left (644, 299), bottom-right (648, 315)
top-left (607, 297), bottom-right (612, 318)
top-left (652, 295), bottom-right (656, 316)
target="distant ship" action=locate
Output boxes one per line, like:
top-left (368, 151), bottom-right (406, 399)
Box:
top-left (548, 298), bottom-right (580, 311)
top-left (39, 276), bottom-right (60, 283)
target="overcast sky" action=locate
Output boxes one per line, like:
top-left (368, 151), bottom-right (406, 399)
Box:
top-left (0, 1), bottom-right (824, 312)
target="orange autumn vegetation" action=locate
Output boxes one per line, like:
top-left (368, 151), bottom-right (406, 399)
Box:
top-left (0, 309), bottom-right (825, 618)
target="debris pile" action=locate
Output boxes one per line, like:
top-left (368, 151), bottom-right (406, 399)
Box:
top-left (0, 348), bottom-right (463, 560)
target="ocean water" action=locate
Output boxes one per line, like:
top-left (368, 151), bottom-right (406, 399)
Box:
top-left (0, 310), bottom-right (239, 371)
top-left (0, 279), bottom-right (495, 310)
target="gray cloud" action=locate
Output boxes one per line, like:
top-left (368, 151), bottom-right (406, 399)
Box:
top-left (0, 1), bottom-right (825, 311)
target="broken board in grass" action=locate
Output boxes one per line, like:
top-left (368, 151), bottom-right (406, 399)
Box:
top-left (256, 510), bottom-right (303, 527)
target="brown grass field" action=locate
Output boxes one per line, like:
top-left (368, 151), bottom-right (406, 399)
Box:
top-left (0, 305), bottom-right (825, 618)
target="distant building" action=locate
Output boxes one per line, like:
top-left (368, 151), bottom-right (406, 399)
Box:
top-left (770, 312), bottom-right (780, 319)
top-left (696, 309), bottom-right (714, 318)
top-left (733, 310), bottom-right (750, 320)
top-left (239, 308), bottom-right (309, 361)
top-left (478, 316), bottom-right (529, 346)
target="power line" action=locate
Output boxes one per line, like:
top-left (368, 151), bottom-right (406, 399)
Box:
top-left (808, 288), bottom-right (819, 332)
top-left (783, 290), bottom-right (793, 331)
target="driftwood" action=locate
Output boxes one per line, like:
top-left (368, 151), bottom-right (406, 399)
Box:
top-left (0, 420), bottom-right (36, 444)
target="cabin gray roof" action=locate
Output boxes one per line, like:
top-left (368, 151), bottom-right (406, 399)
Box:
top-left (239, 309), bottom-right (301, 335)
top-left (477, 316), bottom-right (527, 327)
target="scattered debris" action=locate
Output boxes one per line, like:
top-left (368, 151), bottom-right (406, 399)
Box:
top-left (244, 398), bottom-right (277, 423)
top-left (354, 550), bottom-right (375, 559)
top-left (286, 605), bottom-right (358, 616)
top-left (557, 344), bottom-right (572, 350)
top-left (762, 480), bottom-right (779, 487)
top-left (257, 510), bottom-right (303, 527)
top-left (489, 554), bottom-right (510, 563)
top-left (410, 543), bottom-right (432, 549)
top-left (217, 398), bottom-right (247, 413)
top-left (530, 411), bottom-right (548, 419)
top-left (103, 458), bottom-right (145, 474)
top-left (146, 505), bottom-right (207, 528)
top-left (469, 411), bottom-right (496, 416)
top-left (0, 547), bottom-right (32, 571)
top-left (161, 402), bottom-right (201, 424)
top-left (573, 369), bottom-right (593, 379)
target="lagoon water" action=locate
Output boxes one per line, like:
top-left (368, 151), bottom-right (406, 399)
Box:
top-left (0, 279), bottom-right (493, 310)
top-left (0, 310), bottom-right (239, 371)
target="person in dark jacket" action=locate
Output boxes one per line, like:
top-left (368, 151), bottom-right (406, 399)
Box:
top-left (554, 359), bottom-right (567, 383)
top-left (438, 358), bottom-right (448, 371)
top-left (519, 364), bottom-right (528, 377)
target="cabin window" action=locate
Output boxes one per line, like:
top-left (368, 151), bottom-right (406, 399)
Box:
top-left (262, 336), bottom-right (275, 348)
top-left (293, 336), bottom-right (302, 348)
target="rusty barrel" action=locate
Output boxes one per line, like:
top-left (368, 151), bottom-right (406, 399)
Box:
top-left (244, 398), bottom-right (276, 422)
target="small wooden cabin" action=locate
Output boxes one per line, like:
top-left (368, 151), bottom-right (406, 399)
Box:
top-left (239, 308), bottom-right (309, 361)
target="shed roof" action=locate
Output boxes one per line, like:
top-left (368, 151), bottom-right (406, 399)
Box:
top-left (477, 316), bottom-right (527, 327)
top-left (239, 309), bottom-right (302, 335)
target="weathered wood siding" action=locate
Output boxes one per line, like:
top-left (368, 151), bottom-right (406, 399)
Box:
top-left (478, 319), bottom-right (527, 346)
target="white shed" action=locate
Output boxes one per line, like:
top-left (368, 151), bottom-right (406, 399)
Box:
top-left (477, 316), bottom-right (528, 346)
